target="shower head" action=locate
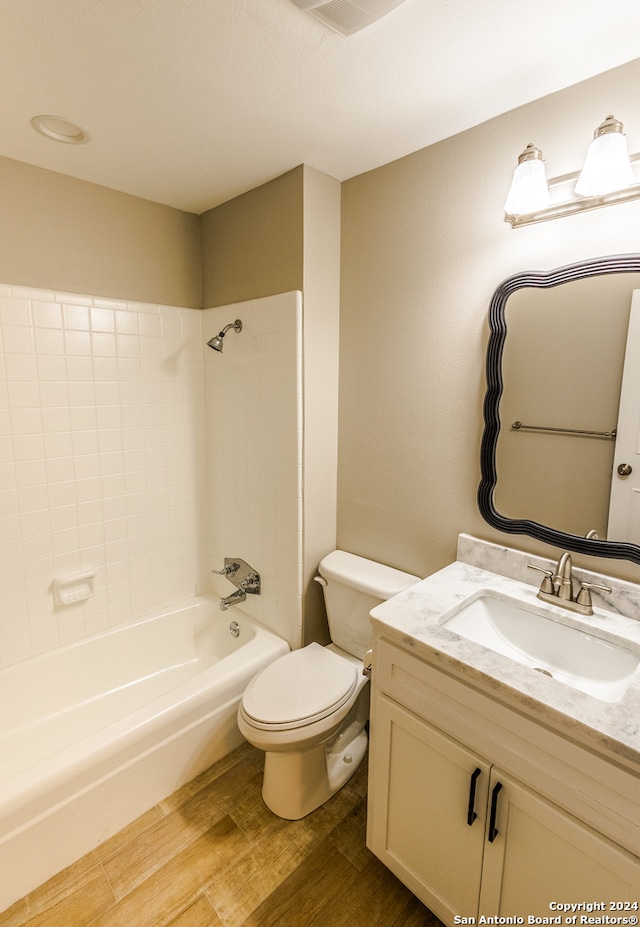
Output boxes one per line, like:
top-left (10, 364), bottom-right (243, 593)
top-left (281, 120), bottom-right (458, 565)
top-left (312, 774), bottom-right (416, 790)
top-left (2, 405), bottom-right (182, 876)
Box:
top-left (207, 319), bottom-right (243, 352)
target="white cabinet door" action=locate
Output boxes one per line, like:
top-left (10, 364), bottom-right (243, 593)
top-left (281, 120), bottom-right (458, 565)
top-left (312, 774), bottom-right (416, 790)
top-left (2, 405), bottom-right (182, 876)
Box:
top-left (368, 695), bottom-right (490, 925)
top-left (480, 770), bottom-right (640, 915)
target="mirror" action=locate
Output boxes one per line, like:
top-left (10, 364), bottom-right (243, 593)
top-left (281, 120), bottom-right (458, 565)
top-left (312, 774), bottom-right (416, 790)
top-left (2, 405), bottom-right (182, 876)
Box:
top-left (479, 253), bottom-right (640, 565)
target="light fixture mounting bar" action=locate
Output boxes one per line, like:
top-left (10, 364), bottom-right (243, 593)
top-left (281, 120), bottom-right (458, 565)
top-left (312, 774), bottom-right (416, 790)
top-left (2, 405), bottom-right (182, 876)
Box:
top-left (506, 152), bottom-right (640, 227)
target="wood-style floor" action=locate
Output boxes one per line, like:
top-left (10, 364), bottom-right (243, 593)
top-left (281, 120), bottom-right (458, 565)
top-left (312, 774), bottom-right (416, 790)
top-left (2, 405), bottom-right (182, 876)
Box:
top-left (0, 742), bottom-right (443, 927)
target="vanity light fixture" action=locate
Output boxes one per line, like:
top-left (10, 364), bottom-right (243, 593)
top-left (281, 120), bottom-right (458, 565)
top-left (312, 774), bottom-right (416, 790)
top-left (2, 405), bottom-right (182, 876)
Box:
top-left (574, 115), bottom-right (635, 197)
top-left (503, 143), bottom-right (551, 216)
top-left (505, 114), bottom-right (640, 227)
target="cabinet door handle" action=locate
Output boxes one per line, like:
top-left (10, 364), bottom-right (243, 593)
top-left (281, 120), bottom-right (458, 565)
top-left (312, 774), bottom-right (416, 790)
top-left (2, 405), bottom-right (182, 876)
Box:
top-left (488, 782), bottom-right (503, 843)
top-left (467, 767), bottom-right (482, 825)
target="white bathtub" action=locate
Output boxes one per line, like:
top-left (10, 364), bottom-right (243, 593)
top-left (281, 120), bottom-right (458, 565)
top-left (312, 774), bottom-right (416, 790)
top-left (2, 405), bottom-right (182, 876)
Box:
top-left (0, 594), bottom-right (289, 912)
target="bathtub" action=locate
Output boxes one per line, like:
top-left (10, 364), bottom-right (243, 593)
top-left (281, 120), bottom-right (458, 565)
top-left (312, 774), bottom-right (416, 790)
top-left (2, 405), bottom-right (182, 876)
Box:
top-left (0, 594), bottom-right (289, 912)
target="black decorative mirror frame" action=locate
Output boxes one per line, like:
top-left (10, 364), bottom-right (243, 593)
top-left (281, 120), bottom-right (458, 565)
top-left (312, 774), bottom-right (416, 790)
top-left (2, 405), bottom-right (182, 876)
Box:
top-left (478, 253), bottom-right (640, 566)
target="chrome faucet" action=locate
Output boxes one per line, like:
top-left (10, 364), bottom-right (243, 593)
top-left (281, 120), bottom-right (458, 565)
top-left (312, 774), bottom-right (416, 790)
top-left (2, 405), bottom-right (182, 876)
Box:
top-left (528, 552), bottom-right (611, 616)
top-left (213, 558), bottom-right (261, 611)
top-left (220, 572), bottom-right (261, 610)
top-left (220, 587), bottom-right (247, 610)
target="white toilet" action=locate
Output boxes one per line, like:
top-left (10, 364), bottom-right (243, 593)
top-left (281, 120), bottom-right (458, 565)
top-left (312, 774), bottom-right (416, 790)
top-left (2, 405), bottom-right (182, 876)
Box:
top-left (237, 550), bottom-right (420, 819)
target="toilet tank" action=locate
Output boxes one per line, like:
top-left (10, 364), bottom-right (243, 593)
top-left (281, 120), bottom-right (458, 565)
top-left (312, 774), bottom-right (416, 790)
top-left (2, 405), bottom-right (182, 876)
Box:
top-left (317, 550), bottom-right (420, 659)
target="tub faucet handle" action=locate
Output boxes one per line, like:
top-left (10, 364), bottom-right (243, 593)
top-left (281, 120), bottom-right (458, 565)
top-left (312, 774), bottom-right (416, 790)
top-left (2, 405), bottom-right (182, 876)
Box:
top-left (212, 561), bottom-right (240, 577)
top-left (240, 571), bottom-right (261, 593)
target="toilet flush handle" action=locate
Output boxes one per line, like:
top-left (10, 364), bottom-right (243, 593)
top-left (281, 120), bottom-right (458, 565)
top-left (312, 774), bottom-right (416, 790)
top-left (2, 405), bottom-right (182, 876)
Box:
top-left (314, 575), bottom-right (327, 587)
top-left (363, 648), bottom-right (373, 679)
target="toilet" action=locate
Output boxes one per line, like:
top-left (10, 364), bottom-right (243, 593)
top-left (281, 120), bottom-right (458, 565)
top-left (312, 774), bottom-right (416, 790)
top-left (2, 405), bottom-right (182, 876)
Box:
top-left (237, 550), bottom-right (420, 819)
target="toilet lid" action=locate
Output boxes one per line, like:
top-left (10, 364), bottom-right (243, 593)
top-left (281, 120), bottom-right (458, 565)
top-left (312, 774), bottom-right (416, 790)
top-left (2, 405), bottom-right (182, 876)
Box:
top-left (242, 643), bottom-right (358, 728)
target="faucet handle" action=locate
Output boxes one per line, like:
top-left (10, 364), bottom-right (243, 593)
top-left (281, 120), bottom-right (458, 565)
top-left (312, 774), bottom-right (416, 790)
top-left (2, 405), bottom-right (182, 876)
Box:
top-left (212, 561), bottom-right (240, 577)
top-left (239, 571), bottom-right (261, 593)
top-left (527, 563), bottom-right (555, 594)
top-left (576, 581), bottom-right (613, 609)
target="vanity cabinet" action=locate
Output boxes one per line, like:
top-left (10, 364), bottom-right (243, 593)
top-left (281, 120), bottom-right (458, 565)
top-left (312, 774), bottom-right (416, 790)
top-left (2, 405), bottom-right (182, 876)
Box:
top-left (367, 637), bottom-right (640, 925)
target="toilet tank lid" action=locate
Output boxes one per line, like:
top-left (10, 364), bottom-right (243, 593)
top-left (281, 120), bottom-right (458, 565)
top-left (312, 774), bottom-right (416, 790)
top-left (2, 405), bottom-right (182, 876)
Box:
top-left (318, 550), bottom-right (420, 599)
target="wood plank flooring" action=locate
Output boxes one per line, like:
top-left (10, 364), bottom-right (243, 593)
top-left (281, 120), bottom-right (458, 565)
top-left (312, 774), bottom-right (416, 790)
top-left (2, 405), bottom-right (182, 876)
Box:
top-left (0, 742), bottom-right (443, 927)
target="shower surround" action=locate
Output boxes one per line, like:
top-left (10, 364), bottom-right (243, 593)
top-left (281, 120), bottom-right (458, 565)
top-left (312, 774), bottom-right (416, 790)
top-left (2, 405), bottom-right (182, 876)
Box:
top-left (203, 293), bottom-right (303, 646)
top-left (0, 285), bottom-right (303, 670)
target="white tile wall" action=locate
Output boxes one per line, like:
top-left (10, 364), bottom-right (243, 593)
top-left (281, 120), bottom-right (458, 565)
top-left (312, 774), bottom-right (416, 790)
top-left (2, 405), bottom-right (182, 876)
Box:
top-left (204, 293), bottom-right (303, 648)
top-left (0, 286), bottom-right (303, 669)
top-left (0, 285), bottom-right (210, 668)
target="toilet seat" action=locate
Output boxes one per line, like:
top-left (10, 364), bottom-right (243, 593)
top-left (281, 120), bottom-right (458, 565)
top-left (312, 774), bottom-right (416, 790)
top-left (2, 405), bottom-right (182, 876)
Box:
top-left (241, 643), bottom-right (358, 731)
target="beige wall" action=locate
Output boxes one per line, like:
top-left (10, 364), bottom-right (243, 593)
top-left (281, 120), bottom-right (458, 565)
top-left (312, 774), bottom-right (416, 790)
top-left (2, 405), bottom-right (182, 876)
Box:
top-left (200, 166), bottom-right (304, 308)
top-left (0, 154), bottom-right (304, 312)
top-left (339, 57), bottom-right (640, 583)
top-left (0, 156), bottom-right (201, 308)
top-left (301, 166), bottom-right (341, 644)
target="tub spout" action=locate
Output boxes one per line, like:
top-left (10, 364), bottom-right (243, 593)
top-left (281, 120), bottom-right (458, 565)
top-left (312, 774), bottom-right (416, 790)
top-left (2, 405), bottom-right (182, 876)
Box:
top-left (220, 588), bottom-right (246, 611)
top-left (213, 559), bottom-right (261, 612)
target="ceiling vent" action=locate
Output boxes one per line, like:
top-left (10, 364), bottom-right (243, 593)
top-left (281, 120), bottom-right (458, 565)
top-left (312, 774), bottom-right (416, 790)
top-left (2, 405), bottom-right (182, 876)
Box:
top-left (290, 0), bottom-right (409, 36)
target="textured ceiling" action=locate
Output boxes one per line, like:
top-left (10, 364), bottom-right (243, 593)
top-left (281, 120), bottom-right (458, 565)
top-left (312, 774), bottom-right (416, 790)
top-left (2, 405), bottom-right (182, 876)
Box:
top-left (1, 0), bottom-right (639, 214)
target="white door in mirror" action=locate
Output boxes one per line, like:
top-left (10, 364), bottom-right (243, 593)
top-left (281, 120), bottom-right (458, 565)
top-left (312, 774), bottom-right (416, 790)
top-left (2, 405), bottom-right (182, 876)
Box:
top-left (608, 288), bottom-right (640, 541)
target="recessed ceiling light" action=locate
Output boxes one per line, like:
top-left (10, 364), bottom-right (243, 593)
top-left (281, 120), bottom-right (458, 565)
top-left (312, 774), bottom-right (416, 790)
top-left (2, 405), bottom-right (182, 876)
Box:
top-left (31, 115), bottom-right (89, 144)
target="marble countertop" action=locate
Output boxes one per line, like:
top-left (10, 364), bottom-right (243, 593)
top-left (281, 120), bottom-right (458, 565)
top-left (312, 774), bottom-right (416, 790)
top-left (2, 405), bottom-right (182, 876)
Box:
top-left (370, 535), bottom-right (640, 770)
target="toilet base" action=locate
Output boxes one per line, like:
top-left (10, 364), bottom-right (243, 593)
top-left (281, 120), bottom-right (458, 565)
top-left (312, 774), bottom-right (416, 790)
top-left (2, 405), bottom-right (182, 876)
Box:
top-left (262, 723), bottom-right (368, 820)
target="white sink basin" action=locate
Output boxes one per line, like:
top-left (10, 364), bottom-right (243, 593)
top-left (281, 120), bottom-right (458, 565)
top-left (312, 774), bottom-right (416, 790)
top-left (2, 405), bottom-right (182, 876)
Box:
top-left (440, 591), bottom-right (640, 703)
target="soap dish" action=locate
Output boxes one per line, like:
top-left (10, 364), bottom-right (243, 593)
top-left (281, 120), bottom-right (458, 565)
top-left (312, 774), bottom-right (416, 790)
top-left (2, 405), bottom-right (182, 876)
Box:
top-left (52, 570), bottom-right (96, 606)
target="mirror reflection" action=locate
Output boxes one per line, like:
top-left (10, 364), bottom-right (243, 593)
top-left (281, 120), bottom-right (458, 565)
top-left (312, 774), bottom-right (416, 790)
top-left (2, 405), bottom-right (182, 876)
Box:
top-left (479, 255), bottom-right (640, 565)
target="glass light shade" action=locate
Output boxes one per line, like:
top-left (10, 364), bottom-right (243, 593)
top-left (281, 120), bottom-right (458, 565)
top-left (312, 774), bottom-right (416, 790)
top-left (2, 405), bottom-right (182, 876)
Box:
top-left (504, 149), bottom-right (551, 215)
top-left (575, 117), bottom-right (635, 197)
